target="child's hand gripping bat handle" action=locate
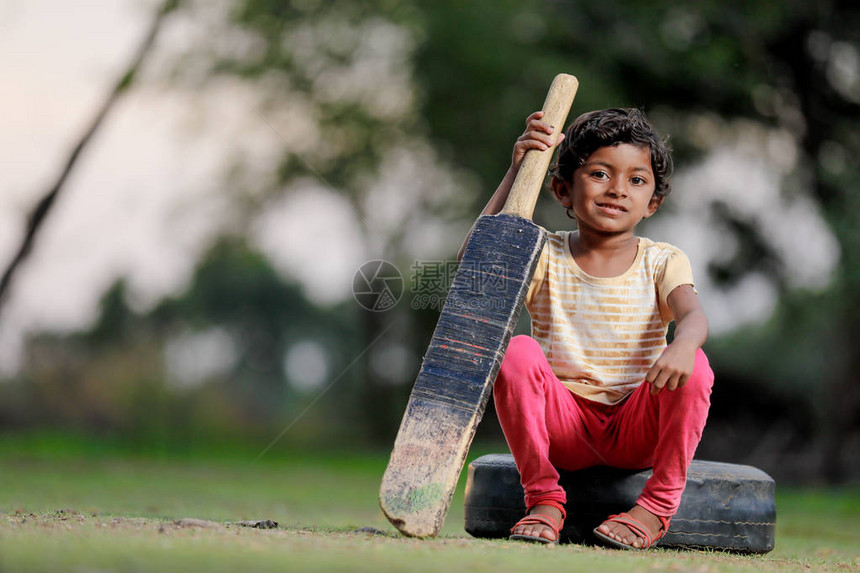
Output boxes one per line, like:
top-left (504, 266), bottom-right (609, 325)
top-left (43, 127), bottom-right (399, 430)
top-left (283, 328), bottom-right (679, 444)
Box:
top-left (500, 73), bottom-right (579, 220)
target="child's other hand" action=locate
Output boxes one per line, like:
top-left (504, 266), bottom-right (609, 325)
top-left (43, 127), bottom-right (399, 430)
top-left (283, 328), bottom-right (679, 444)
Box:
top-left (645, 341), bottom-right (697, 395)
top-left (511, 111), bottom-right (565, 171)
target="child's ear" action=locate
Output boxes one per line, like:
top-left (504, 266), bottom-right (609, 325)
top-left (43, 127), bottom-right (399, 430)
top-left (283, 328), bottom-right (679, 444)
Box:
top-left (550, 177), bottom-right (572, 208)
top-left (644, 193), bottom-right (664, 218)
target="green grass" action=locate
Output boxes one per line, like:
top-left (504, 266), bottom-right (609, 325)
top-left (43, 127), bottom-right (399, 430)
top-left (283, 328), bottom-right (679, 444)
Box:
top-left (0, 435), bottom-right (857, 572)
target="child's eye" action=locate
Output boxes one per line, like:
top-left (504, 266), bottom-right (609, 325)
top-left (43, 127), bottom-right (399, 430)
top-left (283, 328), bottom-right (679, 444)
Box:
top-left (631, 176), bottom-right (647, 185)
top-left (590, 170), bottom-right (609, 180)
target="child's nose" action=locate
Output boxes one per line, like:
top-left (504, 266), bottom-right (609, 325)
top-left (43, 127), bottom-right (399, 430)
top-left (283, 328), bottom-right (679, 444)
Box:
top-left (607, 183), bottom-right (628, 197)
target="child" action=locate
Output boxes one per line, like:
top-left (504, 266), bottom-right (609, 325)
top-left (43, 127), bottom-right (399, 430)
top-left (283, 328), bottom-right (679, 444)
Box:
top-left (463, 108), bottom-right (713, 549)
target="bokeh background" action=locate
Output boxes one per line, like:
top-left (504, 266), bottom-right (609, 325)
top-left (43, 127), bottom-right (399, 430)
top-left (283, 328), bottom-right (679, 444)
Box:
top-left (1, 0), bottom-right (858, 485)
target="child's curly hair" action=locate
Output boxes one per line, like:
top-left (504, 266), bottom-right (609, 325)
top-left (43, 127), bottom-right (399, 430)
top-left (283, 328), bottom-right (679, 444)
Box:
top-left (551, 108), bottom-right (673, 198)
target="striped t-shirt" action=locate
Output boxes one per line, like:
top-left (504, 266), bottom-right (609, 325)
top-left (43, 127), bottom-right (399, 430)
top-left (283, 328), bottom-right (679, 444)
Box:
top-left (525, 230), bottom-right (695, 405)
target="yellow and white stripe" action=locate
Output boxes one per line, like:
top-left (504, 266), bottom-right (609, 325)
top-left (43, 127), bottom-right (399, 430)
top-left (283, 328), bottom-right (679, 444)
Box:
top-left (526, 231), bottom-right (695, 405)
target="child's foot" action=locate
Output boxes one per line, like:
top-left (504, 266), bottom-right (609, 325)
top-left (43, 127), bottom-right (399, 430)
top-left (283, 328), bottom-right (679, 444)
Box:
top-left (509, 504), bottom-right (564, 543)
top-left (594, 505), bottom-right (668, 549)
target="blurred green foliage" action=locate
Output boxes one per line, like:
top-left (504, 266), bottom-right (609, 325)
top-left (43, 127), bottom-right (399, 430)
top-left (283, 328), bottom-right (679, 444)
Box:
top-left (0, 239), bottom-right (370, 452)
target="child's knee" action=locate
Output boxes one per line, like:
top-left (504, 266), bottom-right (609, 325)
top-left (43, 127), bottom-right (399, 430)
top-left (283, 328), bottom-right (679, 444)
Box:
top-left (507, 335), bottom-right (541, 360)
top-left (680, 348), bottom-right (714, 398)
top-left (692, 348), bottom-right (715, 387)
top-left (501, 336), bottom-right (541, 372)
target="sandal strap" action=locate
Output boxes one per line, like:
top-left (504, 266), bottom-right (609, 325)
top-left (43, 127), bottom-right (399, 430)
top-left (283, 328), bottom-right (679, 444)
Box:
top-left (510, 514), bottom-right (562, 538)
top-left (610, 513), bottom-right (653, 546)
top-left (656, 515), bottom-right (671, 538)
top-left (604, 512), bottom-right (665, 547)
top-left (527, 500), bottom-right (567, 522)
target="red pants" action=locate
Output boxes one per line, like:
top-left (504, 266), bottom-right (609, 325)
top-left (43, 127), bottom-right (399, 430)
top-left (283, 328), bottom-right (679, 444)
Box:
top-left (493, 335), bottom-right (714, 518)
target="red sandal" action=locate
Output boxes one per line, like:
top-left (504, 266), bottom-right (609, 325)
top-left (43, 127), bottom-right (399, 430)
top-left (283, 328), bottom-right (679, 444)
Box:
top-left (593, 511), bottom-right (671, 550)
top-left (509, 502), bottom-right (566, 545)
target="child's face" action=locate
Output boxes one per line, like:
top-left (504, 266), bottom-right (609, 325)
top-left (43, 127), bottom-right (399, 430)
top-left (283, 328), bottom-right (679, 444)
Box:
top-left (552, 143), bottom-right (663, 235)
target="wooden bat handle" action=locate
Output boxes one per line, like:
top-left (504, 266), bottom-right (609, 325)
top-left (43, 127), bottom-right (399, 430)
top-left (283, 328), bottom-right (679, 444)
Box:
top-left (500, 73), bottom-right (579, 220)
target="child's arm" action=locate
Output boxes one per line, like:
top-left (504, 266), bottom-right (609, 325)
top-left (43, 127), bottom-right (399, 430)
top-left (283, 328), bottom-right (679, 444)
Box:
top-left (456, 111), bottom-right (564, 261)
top-left (645, 284), bottom-right (709, 395)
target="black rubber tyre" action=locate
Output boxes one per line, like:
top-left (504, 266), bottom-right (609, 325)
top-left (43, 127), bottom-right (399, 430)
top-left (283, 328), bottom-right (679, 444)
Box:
top-left (464, 454), bottom-right (775, 553)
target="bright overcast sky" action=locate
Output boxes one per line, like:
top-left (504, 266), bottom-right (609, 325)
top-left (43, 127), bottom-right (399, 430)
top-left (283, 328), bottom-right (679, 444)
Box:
top-left (0, 0), bottom-right (292, 373)
top-left (2, 1), bottom-right (156, 371)
top-left (0, 0), bottom-right (456, 375)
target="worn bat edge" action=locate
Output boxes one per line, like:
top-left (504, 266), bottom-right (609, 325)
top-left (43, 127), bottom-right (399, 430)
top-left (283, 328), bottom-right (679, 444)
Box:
top-left (379, 219), bottom-right (548, 537)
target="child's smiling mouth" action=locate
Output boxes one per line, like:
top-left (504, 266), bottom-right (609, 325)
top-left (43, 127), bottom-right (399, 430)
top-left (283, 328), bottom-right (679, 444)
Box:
top-left (596, 202), bottom-right (628, 214)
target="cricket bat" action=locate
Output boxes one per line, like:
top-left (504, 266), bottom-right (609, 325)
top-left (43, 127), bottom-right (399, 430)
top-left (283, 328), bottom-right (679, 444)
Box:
top-left (379, 73), bottom-right (579, 537)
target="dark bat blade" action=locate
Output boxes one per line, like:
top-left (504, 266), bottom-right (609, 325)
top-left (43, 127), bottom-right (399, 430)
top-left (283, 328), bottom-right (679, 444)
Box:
top-left (379, 214), bottom-right (545, 537)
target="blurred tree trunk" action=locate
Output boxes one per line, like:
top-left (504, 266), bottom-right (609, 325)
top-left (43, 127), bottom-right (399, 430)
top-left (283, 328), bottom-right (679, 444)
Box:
top-left (0, 0), bottom-right (179, 318)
